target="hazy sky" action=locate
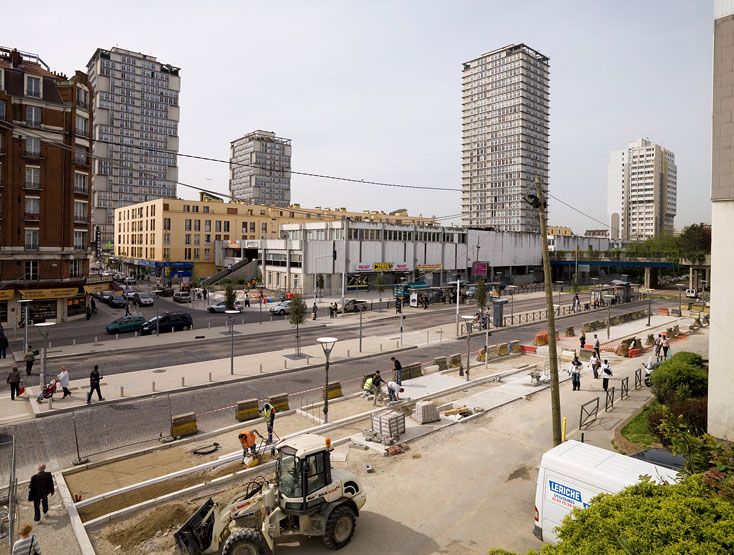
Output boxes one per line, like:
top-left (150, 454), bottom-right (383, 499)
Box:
top-left (5, 1), bottom-right (713, 231)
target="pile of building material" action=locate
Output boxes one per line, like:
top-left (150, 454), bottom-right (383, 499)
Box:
top-left (363, 410), bottom-right (406, 445)
top-left (413, 401), bottom-right (440, 424)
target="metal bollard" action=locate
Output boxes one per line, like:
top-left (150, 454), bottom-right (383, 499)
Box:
top-left (115, 334), bottom-right (119, 340)
top-left (120, 386), bottom-right (125, 397)
top-left (259, 364), bottom-right (263, 373)
top-left (72, 338), bottom-right (76, 346)
top-left (426, 331), bottom-right (429, 344)
top-left (94, 336), bottom-right (98, 345)
top-left (241, 318), bottom-right (245, 325)
top-left (380, 344), bottom-right (383, 352)
top-left (347, 349), bottom-right (350, 357)
top-left (208, 322), bottom-right (211, 329)
top-left (48, 396), bottom-right (53, 410)
top-left (396, 340), bottom-right (399, 348)
top-left (49, 342), bottom-right (52, 349)
top-left (152, 381), bottom-right (156, 392)
top-left (270, 314), bottom-right (273, 322)
top-left (181, 377), bottom-right (185, 387)
top-left (306, 356), bottom-right (310, 365)
top-left (284, 360), bottom-right (288, 369)
top-left (134, 331), bottom-right (137, 338)
top-left (208, 372), bottom-right (212, 382)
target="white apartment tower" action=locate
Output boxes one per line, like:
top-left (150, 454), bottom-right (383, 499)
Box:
top-left (461, 43), bottom-right (550, 232)
top-left (87, 47), bottom-right (180, 249)
top-left (607, 138), bottom-right (677, 241)
top-left (229, 130), bottom-right (291, 207)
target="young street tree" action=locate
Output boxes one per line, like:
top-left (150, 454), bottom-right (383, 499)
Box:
top-left (288, 295), bottom-right (308, 356)
top-left (316, 274), bottom-right (324, 297)
top-left (224, 280), bottom-right (236, 310)
top-left (376, 272), bottom-right (385, 309)
top-left (475, 278), bottom-right (487, 312)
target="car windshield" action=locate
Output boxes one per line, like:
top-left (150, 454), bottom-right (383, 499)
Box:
top-left (145, 316), bottom-right (159, 325)
top-left (278, 448), bottom-right (303, 498)
top-left (138, 293), bottom-right (152, 299)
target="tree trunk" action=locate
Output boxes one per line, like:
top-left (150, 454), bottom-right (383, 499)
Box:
top-left (295, 323), bottom-right (300, 356)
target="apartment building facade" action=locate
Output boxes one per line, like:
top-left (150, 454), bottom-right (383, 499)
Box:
top-left (113, 196), bottom-right (436, 279)
top-left (0, 48), bottom-right (92, 324)
top-left (607, 138), bottom-right (677, 241)
top-left (87, 47), bottom-right (180, 250)
top-left (229, 130), bottom-right (291, 206)
top-left (461, 43), bottom-right (550, 232)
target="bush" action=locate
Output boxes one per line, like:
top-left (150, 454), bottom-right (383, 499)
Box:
top-left (669, 352), bottom-right (704, 368)
top-left (647, 407), bottom-right (668, 444)
top-left (651, 358), bottom-right (708, 405)
top-left (670, 397), bottom-right (708, 436)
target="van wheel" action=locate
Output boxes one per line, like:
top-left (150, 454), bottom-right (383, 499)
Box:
top-left (278, 310), bottom-right (285, 316)
top-left (323, 505), bottom-right (356, 550)
top-left (222, 527), bottom-right (272, 555)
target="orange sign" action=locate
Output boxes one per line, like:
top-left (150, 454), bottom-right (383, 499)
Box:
top-left (19, 288), bottom-right (79, 300)
top-left (84, 283), bottom-right (111, 294)
top-left (0, 290), bottom-right (14, 301)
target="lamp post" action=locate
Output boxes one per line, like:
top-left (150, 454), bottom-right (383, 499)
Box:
top-left (18, 299), bottom-right (32, 354)
top-left (555, 281), bottom-right (564, 313)
top-left (454, 277), bottom-right (461, 336)
top-left (152, 289), bottom-right (162, 336)
top-left (675, 283), bottom-right (685, 315)
top-left (507, 285), bottom-right (517, 324)
top-left (226, 309), bottom-right (239, 375)
top-left (399, 314), bottom-right (405, 346)
top-left (34, 321), bottom-right (56, 389)
top-left (317, 337), bottom-right (338, 424)
top-left (603, 294), bottom-right (614, 339)
top-left (462, 315), bottom-right (473, 382)
top-left (647, 294), bottom-right (652, 327)
top-left (699, 280), bottom-right (707, 320)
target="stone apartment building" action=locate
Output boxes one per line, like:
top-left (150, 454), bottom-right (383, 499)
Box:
top-left (0, 48), bottom-right (92, 324)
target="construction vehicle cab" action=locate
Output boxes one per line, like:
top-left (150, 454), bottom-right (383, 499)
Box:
top-left (175, 433), bottom-right (366, 554)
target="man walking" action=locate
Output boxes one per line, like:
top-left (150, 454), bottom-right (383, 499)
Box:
top-left (312, 303), bottom-right (318, 320)
top-left (6, 366), bottom-right (21, 400)
top-left (0, 331), bottom-right (8, 359)
top-left (86, 365), bottom-right (104, 404)
top-left (593, 335), bottom-right (601, 359)
top-left (57, 367), bottom-right (71, 398)
top-left (601, 360), bottom-right (613, 392)
top-left (579, 332), bottom-right (586, 351)
top-left (24, 346), bottom-right (35, 376)
top-left (589, 352), bottom-right (600, 379)
top-left (391, 356), bottom-right (403, 385)
top-left (569, 356), bottom-right (583, 391)
top-left (28, 464), bottom-right (54, 523)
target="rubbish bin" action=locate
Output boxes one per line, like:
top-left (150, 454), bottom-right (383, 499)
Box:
top-left (491, 297), bottom-right (508, 327)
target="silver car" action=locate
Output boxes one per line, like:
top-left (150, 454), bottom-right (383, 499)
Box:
top-left (208, 301), bottom-right (244, 313)
top-left (133, 292), bottom-right (155, 306)
top-left (269, 300), bottom-right (292, 315)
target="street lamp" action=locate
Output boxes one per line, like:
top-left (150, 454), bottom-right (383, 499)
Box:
top-left (399, 313), bottom-right (405, 346)
top-left (507, 285), bottom-right (517, 325)
top-left (226, 309), bottom-right (239, 375)
top-left (462, 315), bottom-right (473, 382)
top-left (555, 281), bottom-right (564, 312)
top-left (152, 289), bottom-right (163, 336)
top-left (317, 337), bottom-right (338, 424)
top-left (603, 294), bottom-right (614, 339)
top-left (18, 299), bottom-right (33, 354)
top-left (675, 283), bottom-right (686, 315)
top-left (699, 280), bottom-right (707, 320)
top-left (34, 321), bottom-right (56, 389)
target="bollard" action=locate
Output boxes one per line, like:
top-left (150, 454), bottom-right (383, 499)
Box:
top-left (306, 356), bottom-right (310, 365)
top-left (152, 381), bottom-right (156, 392)
top-left (426, 331), bottom-right (429, 344)
top-left (48, 396), bottom-right (52, 410)
top-left (380, 344), bottom-right (383, 352)
top-left (396, 340), bottom-right (399, 348)
top-left (120, 386), bottom-right (125, 397)
top-left (208, 372), bottom-right (212, 382)
top-left (270, 314), bottom-right (273, 322)
top-left (208, 322), bottom-right (211, 329)
top-left (116, 334), bottom-right (119, 341)
top-left (347, 349), bottom-right (350, 357)
top-left (49, 342), bottom-right (52, 349)
top-left (259, 364), bottom-right (263, 373)
top-left (94, 336), bottom-right (98, 345)
top-left (241, 318), bottom-right (245, 325)
top-left (134, 331), bottom-right (138, 338)
top-left (72, 338), bottom-right (76, 346)
top-left (181, 377), bottom-right (185, 387)
top-left (284, 360), bottom-right (288, 369)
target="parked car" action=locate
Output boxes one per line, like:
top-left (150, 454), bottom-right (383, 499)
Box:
top-left (208, 301), bottom-right (244, 313)
top-left (108, 295), bottom-right (128, 309)
top-left (133, 292), bottom-right (155, 306)
top-left (341, 299), bottom-right (369, 313)
top-left (98, 291), bottom-right (115, 304)
top-left (124, 290), bottom-right (138, 301)
top-left (105, 315), bottom-right (146, 334)
top-left (173, 291), bottom-right (192, 303)
top-left (140, 312), bottom-right (193, 335)
top-left (156, 287), bottom-right (175, 297)
top-left (269, 300), bottom-right (292, 316)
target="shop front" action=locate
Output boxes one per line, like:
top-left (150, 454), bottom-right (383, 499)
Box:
top-left (0, 283), bottom-right (86, 326)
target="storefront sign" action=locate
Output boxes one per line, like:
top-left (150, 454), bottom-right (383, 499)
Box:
top-left (372, 262), bottom-right (394, 272)
top-left (410, 292), bottom-right (418, 308)
top-left (417, 264), bottom-right (442, 271)
top-left (393, 263), bottom-right (409, 272)
top-left (0, 290), bottom-right (14, 301)
top-left (20, 288), bottom-right (79, 300)
top-left (85, 275), bottom-right (112, 285)
top-left (355, 264), bottom-right (372, 272)
top-left (227, 240), bottom-right (240, 248)
top-left (472, 261), bottom-right (489, 277)
top-left (244, 240), bottom-right (260, 249)
top-left (67, 294), bottom-right (87, 318)
top-left (84, 283), bottom-right (111, 294)
top-left (30, 300), bottom-right (57, 322)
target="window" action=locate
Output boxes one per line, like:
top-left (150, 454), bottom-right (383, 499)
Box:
top-left (215, 220), bottom-right (222, 232)
top-left (24, 197), bottom-right (40, 218)
top-left (193, 220), bottom-right (200, 232)
top-left (204, 220), bottom-right (211, 232)
top-left (74, 200), bottom-right (88, 223)
top-left (25, 137), bottom-right (40, 157)
top-left (74, 172), bottom-right (88, 194)
top-left (193, 248), bottom-right (200, 259)
top-left (163, 218), bottom-right (171, 230)
top-left (223, 221), bottom-right (230, 232)
top-left (75, 114), bottom-right (88, 136)
top-left (203, 205), bottom-right (210, 213)
top-left (163, 247), bottom-right (171, 260)
top-left (0, 101), bottom-right (5, 120)
top-left (204, 248), bottom-right (211, 259)
top-left (70, 259), bottom-right (83, 278)
top-left (24, 260), bottom-right (39, 280)
top-left (204, 234), bottom-right (211, 244)
top-left (77, 87), bottom-right (89, 109)
top-left (305, 452), bottom-right (327, 496)
top-left (183, 205), bottom-right (190, 212)
top-left (193, 234), bottom-right (200, 246)
top-left (184, 248), bottom-right (192, 260)
top-left (74, 147), bottom-right (88, 165)
top-left (25, 76), bottom-right (41, 98)
top-left (26, 106), bottom-right (41, 127)
top-left (74, 230), bottom-right (87, 249)
top-left (25, 167), bottom-right (40, 190)
top-left (184, 219), bottom-right (192, 231)
top-left (24, 229), bottom-right (39, 250)
top-left (185, 233), bottom-right (191, 245)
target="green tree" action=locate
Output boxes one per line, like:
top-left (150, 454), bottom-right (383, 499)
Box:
top-left (678, 223), bottom-right (711, 264)
top-left (475, 278), bottom-right (487, 311)
top-left (288, 294), bottom-right (308, 356)
top-left (316, 273), bottom-right (324, 296)
top-left (224, 280), bottom-right (236, 310)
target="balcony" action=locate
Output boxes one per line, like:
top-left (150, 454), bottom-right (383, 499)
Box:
top-left (74, 216), bottom-right (89, 224)
top-left (23, 150), bottom-right (41, 159)
top-left (24, 212), bottom-right (41, 221)
top-left (74, 185), bottom-right (88, 194)
top-left (24, 182), bottom-right (41, 192)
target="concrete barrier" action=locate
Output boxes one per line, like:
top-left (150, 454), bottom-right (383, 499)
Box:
top-left (327, 381), bottom-right (343, 400)
top-left (578, 348), bottom-right (595, 361)
top-left (404, 363), bottom-right (422, 380)
top-left (628, 348), bottom-right (642, 358)
top-left (510, 340), bottom-right (521, 354)
top-left (658, 307), bottom-right (669, 316)
top-left (268, 393), bottom-right (289, 413)
top-left (498, 343), bottom-right (509, 356)
top-left (560, 349), bottom-right (576, 362)
top-left (534, 331), bottom-right (560, 346)
top-left (449, 354), bottom-right (462, 368)
top-left (170, 412), bottom-right (197, 438)
top-left (433, 356), bottom-right (448, 370)
top-left (422, 364), bottom-right (440, 375)
top-left (235, 399), bottom-right (260, 422)
top-left (564, 326), bottom-right (575, 337)
top-left (487, 344), bottom-right (499, 359)
top-left (520, 345), bottom-right (537, 354)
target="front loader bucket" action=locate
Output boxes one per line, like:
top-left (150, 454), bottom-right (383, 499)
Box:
top-left (174, 498), bottom-right (216, 554)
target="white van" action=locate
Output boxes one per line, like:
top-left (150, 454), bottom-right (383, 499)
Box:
top-left (533, 440), bottom-right (679, 543)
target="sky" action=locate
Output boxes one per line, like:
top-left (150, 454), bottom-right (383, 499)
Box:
top-left (5, 0), bottom-right (714, 232)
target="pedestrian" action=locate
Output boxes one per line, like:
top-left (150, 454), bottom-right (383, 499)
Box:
top-left (593, 335), bottom-right (601, 359)
top-left (11, 523), bottom-right (41, 555)
top-left (85, 305), bottom-right (92, 320)
top-left (654, 334), bottom-right (662, 362)
top-left (6, 366), bottom-right (21, 400)
top-left (589, 352), bottom-right (600, 379)
top-left (662, 335), bottom-right (670, 359)
top-left (24, 346), bottom-right (35, 376)
top-left (86, 365), bottom-right (104, 404)
top-left (0, 331), bottom-right (8, 359)
top-left (372, 369), bottom-right (384, 390)
top-left (332, 302), bottom-right (339, 317)
top-left (259, 402), bottom-right (276, 445)
top-left (328, 304), bottom-right (334, 318)
top-left (28, 464), bottom-right (54, 523)
top-left (573, 294), bottom-right (580, 312)
top-left (57, 367), bottom-right (71, 398)
top-left (579, 332), bottom-right (586, 351)
top-left (203, 288), bottom-right (208, 300)
top-left (238, 429), bottom-right (262, 464)
top-left (386, 381), bottom-right (404, 402)
top-left (391, 356), bottom-right (403, 385)
top-left (90, 297), bottom-right (97, 314)
top-left (601, 359), bottom-right (613, 391)
top-left (244, 295), bottom-right (250, 308)
top-left (569, 356), bottom-right (583, 391)
top-left (312, 303), bottom-right (318, 321)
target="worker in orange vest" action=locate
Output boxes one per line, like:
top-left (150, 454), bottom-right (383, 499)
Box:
top-left (238, 430), bottom-right (262, 464)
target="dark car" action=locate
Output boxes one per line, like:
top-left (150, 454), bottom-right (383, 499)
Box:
top-left (341, 299), bottom-right (369, 313)
top-left (108, 295), bottom-right (128, 309)
top-left (140, 312), bottom-right (193, 335)
top-left (156, 287), bottom-right (175, 297)
top-left (629, 448), bottom-right (685, 471)
top-left (98, 290), bottom-right (115, 304)
top-left (105, 315), bottom-right (146, 334)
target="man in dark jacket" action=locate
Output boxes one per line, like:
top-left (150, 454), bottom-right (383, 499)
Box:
top-left (391, 356), bottom-right (403, 385)
top-left (6, 366), bottom-right (21, 400)
top-left (86, 365), bottom-right (104, 404)
top-left (0, 332), bottom-right (8, 358)
top-left (28, 464), bottom-right (54, 522)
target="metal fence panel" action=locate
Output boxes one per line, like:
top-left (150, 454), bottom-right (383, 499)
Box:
top-left (605, 387), bottom-right (616, 411)
top-left (620, 376), bottom-right (630, 399)
top-left (634, 368), bottom-right (642, 389)
top-left (579, 397), bottom-right (600, 429)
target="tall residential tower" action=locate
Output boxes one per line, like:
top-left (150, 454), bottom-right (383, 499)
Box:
top-left (229, 130), bottom-right (291, 206)
top-left (461, 44), bottom-right (550, 232)
top-left (607, 138), bottom-right (677, 241)
top-left (87, 47), bottom-right (180, 250)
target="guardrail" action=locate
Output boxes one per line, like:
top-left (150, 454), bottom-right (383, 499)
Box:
top-left (634, 367), bottom-right (642, 389)
top-left (620, 376), bottom-right (629, 400)
top-left (605, 387), bottom-right (616, 411)
top-left (579, 397), bottom-right (600, 429)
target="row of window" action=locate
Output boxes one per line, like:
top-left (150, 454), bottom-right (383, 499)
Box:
top-left (20, 259), bottom-right (83, 280)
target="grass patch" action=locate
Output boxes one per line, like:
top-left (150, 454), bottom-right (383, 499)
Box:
top-left (621, 400), bottom-right (662, 448)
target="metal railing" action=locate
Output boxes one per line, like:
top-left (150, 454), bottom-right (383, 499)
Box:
top-left (634, 367), bottom-right (642, 389)
top-left (579, 397), bottom-right (600, 429)
top-left (620, 376), bottom-right (629, 399)
top-left (605, 387), bottom-right (616, 411)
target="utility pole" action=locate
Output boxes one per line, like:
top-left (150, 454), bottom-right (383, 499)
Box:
top-left (532, 176), bottom-right (562, 446)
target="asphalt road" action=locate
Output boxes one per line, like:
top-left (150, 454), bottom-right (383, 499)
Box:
top-left (0, 298), bottom-right (670, 481)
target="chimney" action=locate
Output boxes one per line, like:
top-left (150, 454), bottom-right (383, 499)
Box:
top-left (10, 49), bottom-right (22, 68)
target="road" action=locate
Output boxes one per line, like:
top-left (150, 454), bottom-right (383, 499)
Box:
top-left (0, 298), bottom-right (670, 481)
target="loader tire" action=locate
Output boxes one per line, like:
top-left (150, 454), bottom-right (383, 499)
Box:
top-left (323, 504), bottom-right (356, 550)
top-left (221, 528), bottom-right (272, 555)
